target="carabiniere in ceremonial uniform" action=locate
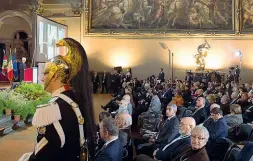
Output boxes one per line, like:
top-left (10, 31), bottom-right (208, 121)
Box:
top-left (19, 38), bottom-right (96, 161)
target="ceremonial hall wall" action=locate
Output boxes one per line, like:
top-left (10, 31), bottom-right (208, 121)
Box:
top-left (74, 0), bottom-right (253, 83)
top-left (2, 0), bottom-right (252, 83)
top-left (81, 36), bottom-right (253, 83)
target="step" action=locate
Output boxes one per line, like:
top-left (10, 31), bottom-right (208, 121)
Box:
top-left (13, 120), bottom-right (26, 130)
top-left (0, 115), bottom-right (11, 124)
top-left (0, 120), bottom-right (14, 136)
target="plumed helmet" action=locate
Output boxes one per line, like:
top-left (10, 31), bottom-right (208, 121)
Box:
top-left (43, 38), bottom-right (83, 89)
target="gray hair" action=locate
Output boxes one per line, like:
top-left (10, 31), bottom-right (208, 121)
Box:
top-left (167, 103), bottom-right (177, 111)
top-left (101, 117), bottom-right (119, 136)
top-left (198, 97), bottom-right (206, 105)
top-left (221, 95), bottom-right (230, 104)
top-left (210, 103), bottom-right (220, 111)
top-left (191, 126), bottom-right (209, 140)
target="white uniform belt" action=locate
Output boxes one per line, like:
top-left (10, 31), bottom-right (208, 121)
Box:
top-left (57, 94), bottom-right (85, 146)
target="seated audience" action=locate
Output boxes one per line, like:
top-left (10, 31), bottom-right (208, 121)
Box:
top-left (208, 107), bottom-right (228, 140)
top-left (116, 100), bottom-right (130, 115)
top-left (224, 104), bottom-right (243, 128)
top-left (135, 103), bottom-right (179, 156)
top-left (243, 100), bottom-right (253, 123)
top-left (182, 85), bottom-right (192, 106)
top-left (154, 103), bottom-right (179, 144)
top-left (202, 103), bottom-right (220, 129)
top-left (205, 94), bottom-right (215, 116)
top-left (171, 95), bottom-right (186, 119)
top-left (137, 117), bottom-right (196, 161)
top-left (115, 113), bottom-right (132, 147)
top-left (138, 89), bottom-right (161, 126)
top-left (220, 95), bottom-right (230, 116)
top-left (95, 117), bottom-right (123, 161)
top-left (230, 91), bottom-right (240, 105)
top-left (191, 97), bottom-right (207, 125)
top-left (122, 94), bottom-right (133, 115)
top-left (235, 141), bottom-right (253, 161)
top-left (171, 126), bottom-right (210, 161)
top-left (237, 92), bottom-right (251, 113)
top-left (97, 112), bottom-right (111, 135)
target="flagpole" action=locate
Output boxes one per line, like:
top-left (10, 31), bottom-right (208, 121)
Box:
top-left (8, 48), bottom-right (13, 84)
top-left (2, 49), bottom-right (5, 74)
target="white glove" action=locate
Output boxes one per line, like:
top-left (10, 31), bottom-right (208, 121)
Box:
top-left (18, 152), bottom-right (33, 161)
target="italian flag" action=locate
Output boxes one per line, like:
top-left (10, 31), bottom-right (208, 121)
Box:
top-left (7, 54), bottom-right (13, 82)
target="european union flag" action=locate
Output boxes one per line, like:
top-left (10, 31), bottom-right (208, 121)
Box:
top-left (13, 50), bottom-right (18, 80)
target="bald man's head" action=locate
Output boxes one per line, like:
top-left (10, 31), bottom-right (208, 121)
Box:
top-left (179, 117), bottom-right (196, 136)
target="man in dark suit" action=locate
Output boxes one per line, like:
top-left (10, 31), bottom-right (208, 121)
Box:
top-left (208, 107), bottom-right (228, 140)
top-left (110, 70), bottom-right (118, 94)
top-left (235, 141), bottom-right (253, 161)
top-left (220, 95), bottom-right (230, 115)
top-left (235, 65), bottom-right (240, 83)
top-left (158, 68), bottom-right (165, 82)
top-left (205, 107), bottom-right (228, 158)
top-left (136, 103), bottom-right (179, 156)
top-left (101, 71), bottom-right (108, 94)
top-left (156, 104), bottom-right (179, 144)
top-left (92, 72), bottom-right (100, 93)
top-left (161, 84), bottom-right (173, 106)
top-left (191, 97), bottom-right (207, 125)
top-left (18, 57), bottom-right (27, 81)
top-left (95, 117), bottom-right (123, 161)
top-left (137, 117), bottom-right (196, 161)
top-left (182, 85), bottom-right (192, 106)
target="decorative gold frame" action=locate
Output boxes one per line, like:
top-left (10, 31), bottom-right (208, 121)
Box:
top-left (84, 0), bottom-right (251, 38)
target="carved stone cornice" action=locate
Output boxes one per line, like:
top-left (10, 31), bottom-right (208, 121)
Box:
top-left (0, 38), bottom-right (12, 44)
top-left (42, 3), bottom-right (83, 18)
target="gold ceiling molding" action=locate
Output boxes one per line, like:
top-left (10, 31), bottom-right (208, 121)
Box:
top-left (84, 0), bottom-right (253, 38)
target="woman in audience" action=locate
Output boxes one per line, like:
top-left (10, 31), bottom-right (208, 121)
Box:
top-left (224, 104), bottom-right (243, 128)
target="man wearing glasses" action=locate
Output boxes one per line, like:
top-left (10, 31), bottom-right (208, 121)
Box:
top-left (175, 126), bottom-right (210, 161)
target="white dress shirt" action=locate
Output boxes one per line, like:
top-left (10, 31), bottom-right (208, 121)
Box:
top-left (162, 135), bottom-right (190, 151)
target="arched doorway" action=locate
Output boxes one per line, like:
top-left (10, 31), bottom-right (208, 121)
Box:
top-left (0, 10), bottom-right (32, 31)
top-left (0, 10), bottom-right (32, 66)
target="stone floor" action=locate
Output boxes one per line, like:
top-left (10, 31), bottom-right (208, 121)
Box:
top-left (0, 93), bottom-right (112, 161)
